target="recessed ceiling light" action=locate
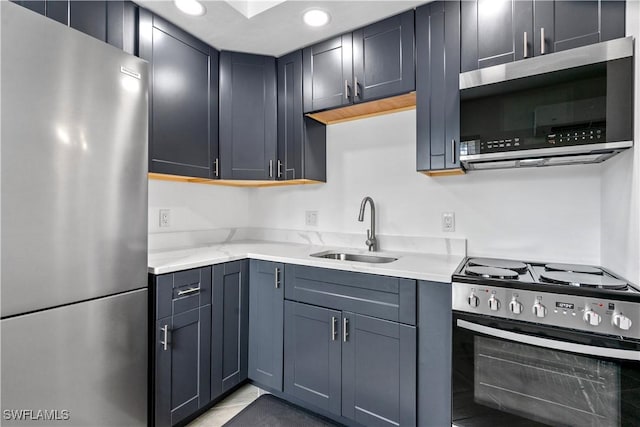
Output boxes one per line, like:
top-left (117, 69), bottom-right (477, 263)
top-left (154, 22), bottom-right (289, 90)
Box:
top-left (174, 0), bottom-right (206, 16)
top-left (303, 9), bottom-right (330, 27)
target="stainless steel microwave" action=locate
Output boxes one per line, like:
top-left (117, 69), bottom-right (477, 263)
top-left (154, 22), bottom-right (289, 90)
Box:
top-left (459, 37), bottom-right (634, 171)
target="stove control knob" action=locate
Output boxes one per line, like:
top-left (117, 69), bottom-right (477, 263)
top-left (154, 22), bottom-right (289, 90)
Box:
top-left (467, 293), bottom-right (479, 308)
top-left (612, 312), bottom-right (632, 331)
top-left (583, 309), bottom-right (602, 326)
top-left (532, 301), bottom-right (547, 318)
top-left (488, 295), bottom-right (500, 311)
top-left (509, 298), bottom-right (523, 315)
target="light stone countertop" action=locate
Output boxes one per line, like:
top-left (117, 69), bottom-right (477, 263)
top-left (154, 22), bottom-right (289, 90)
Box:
top-left (148, 239), bottom-right (464, 283)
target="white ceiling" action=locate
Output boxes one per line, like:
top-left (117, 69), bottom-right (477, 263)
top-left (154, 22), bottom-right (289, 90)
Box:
top-left (135, 0), bottom-right (428, 57)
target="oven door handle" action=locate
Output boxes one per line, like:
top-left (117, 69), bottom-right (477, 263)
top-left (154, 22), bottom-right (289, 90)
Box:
top-left (457, 319), bottom-right (640, 362)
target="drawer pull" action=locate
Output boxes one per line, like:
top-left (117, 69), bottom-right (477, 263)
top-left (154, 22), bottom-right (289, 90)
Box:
top-left (177, 286), bottom-right (201, 296)
top-left (331, 316), bottom-right (337, 341)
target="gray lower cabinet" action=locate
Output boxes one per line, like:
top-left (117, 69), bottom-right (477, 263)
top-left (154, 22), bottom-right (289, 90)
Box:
top-left (417, 281), bottom-right (452, 427)
top-left (248, 260), bottom-right (284, 390)
top-left (152, 267), bottom-right (213, 427)
top-left (212, 260), bottom-right (249, 398)
top-left (155, 306), bottom-right (212, 427)
top-left (283, 264), bottom-right (417, 427)
top-left (342, 313), bottom-right (417, 427)
top-left (283, 301), bottom-right (342, 416)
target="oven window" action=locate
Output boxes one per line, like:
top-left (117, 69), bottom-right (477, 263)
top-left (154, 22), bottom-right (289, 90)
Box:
top-left (474, 336), bottom-right (619, 427)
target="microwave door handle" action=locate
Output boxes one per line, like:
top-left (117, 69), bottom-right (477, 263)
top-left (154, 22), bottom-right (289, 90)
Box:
top-left (457, 319), bottom-right (640, 362)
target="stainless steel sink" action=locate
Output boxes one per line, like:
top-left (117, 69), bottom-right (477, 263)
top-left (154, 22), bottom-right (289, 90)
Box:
top-left (310, 250), bottom-right (398, 264)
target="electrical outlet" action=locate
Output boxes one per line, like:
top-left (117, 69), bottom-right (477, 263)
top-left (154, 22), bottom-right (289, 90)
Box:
top-left (442, 212), bottom-right (455, 232)
top-left (305, 210), bottom-right (318, 227)
top-left (159, 209), bottom-right (171, 228)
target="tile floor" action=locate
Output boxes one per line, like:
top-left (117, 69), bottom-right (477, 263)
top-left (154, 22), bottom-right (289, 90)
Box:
top-left (187, 384), bottom-right (268, 427)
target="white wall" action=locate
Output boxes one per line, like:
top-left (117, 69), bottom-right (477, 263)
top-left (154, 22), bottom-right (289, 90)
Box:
top-left (148, 179), bottom-right (250, 233)
top-left (248, 110), bottom-right (602, 264)
top-left (601, 1), bottom-right (640, 284)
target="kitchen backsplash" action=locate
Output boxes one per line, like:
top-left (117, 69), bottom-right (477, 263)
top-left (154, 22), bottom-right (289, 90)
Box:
top-left (148, 226), bottom-right (467, 257)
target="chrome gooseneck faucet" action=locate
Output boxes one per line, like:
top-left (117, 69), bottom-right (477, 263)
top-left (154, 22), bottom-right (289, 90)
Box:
top-left (358, 196), bottom-right (377, 252)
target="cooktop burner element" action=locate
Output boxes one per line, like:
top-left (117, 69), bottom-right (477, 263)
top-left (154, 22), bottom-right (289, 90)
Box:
top-left (468, 258), bottom-right (529, 274)
top-left (545, 263), bottom-right (603, 275)
top-left (465, 266), bottom-right (520, 279)
top-left (539, 271), bottom-right (629, 289)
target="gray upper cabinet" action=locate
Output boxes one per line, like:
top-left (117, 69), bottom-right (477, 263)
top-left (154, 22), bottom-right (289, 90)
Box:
top-left (342, 313), bottom-right (416, 427)
top-left (303, 10), bottom-right (415, 113)
top-left (303, 35), bottom-right (353, 113)
top-left (220, 52), bottom-right (277, 180)
top-left (248, 260), bottom-right (284, 391)
top-left (212, 260), bottom-right (249, 398)
top-left (283, 301), bottom-right (342, 416)
top-left (533, 0), bottom-right (625, 55)
top-left (139, 10), bottom-right (219, 179)
top-left (461, 0), bottom-right (626, 72)
top-left (277, 51), bottom-right (327, 182)
top-left (12, 0), bottom-right (137, 54)
top-left (352, 10), bottom-right (415, 103)
top-left (416, 1), bottom-right (461, 173)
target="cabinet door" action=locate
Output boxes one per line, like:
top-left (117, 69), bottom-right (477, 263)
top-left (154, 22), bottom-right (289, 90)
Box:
top-left (416, 1), bottom-right (461, 172)
top-left (139, 11), bottom-right (218, 179)
top-left (219, 52), bottom-right (277, 180)
top-left (534, 0), bottom-right (625, 55)
top-left (352, 10), bottom-right (415, 102)
top-left (417, 281), bottom-right (452, 427)
top-left (277, 51), bottom-right (303, 181)
top-left (68, 1), bottom-right (107, 42)
top-left (106, 1), bottom-right (138, 55)
top-left (212, 260), bottom-right (249, 398)
top-left (155, 306), bottom-right (212, 427)
top-left (461, 0), bottom-right (533, 72)
top-left (342, 313), bottom-right (416, 427)
top-left (11, 0), bottom-right (46, 15)
top-left (284, 301), bottom-right (342, 416)
top-left (303, 34), bottom-right (353, 113)
top-left (248, 260), bottom-right (284, 390)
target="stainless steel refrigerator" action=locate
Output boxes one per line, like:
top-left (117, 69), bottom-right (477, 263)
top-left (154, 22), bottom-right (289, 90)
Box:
top-left (1, 3), bottom-right (148, 425)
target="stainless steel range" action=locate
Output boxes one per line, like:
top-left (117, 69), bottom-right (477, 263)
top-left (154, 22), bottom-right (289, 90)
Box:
top-left (451, 257), bottom-right (640, 427)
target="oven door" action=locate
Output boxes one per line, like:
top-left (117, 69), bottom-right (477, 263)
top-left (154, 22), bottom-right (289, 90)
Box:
top-left (452, 312), bottom-right (640, 427)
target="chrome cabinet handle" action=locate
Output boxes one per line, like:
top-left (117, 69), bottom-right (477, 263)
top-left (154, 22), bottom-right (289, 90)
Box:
top-left (160, 325), bottom-right (169, 351)
top-left (343, 317), bottom-right (349, 342)
top-left (540, 27), bottom-right (546, 55)
top-left (451, 139), bottom-right (456, 164)
top-left (523, 31), bottom-right (528, 58)
top-left (354, 76), bottom-right (359, 98)
top-left (344, 79), bottom-right (349, 100)
top-left (177, 286), bottom-right (200, 296)
top-left (274, 267), bottom-right (280, 289)
top-left (214, 158), bottom-right (219, 177)
top-left (269, 160), bottom-right (273, 178)
top-left (331, 316), bottom-right (337, 341)
top-left (277, 160), bottom-right (283, 178)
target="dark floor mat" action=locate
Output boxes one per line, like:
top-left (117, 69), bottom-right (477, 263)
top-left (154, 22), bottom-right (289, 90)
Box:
top-left (223, 394), bottom-right (343, 427)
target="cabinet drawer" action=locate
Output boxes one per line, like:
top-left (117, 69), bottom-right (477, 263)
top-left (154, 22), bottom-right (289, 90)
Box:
top-left (154, 266), bottom-right (212, 319)
top-left (284, 265), bottom-right (416, 325)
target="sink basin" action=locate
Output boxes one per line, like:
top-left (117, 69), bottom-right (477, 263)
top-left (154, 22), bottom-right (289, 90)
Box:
top-left (310, 250), bottom-right (398, 264)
